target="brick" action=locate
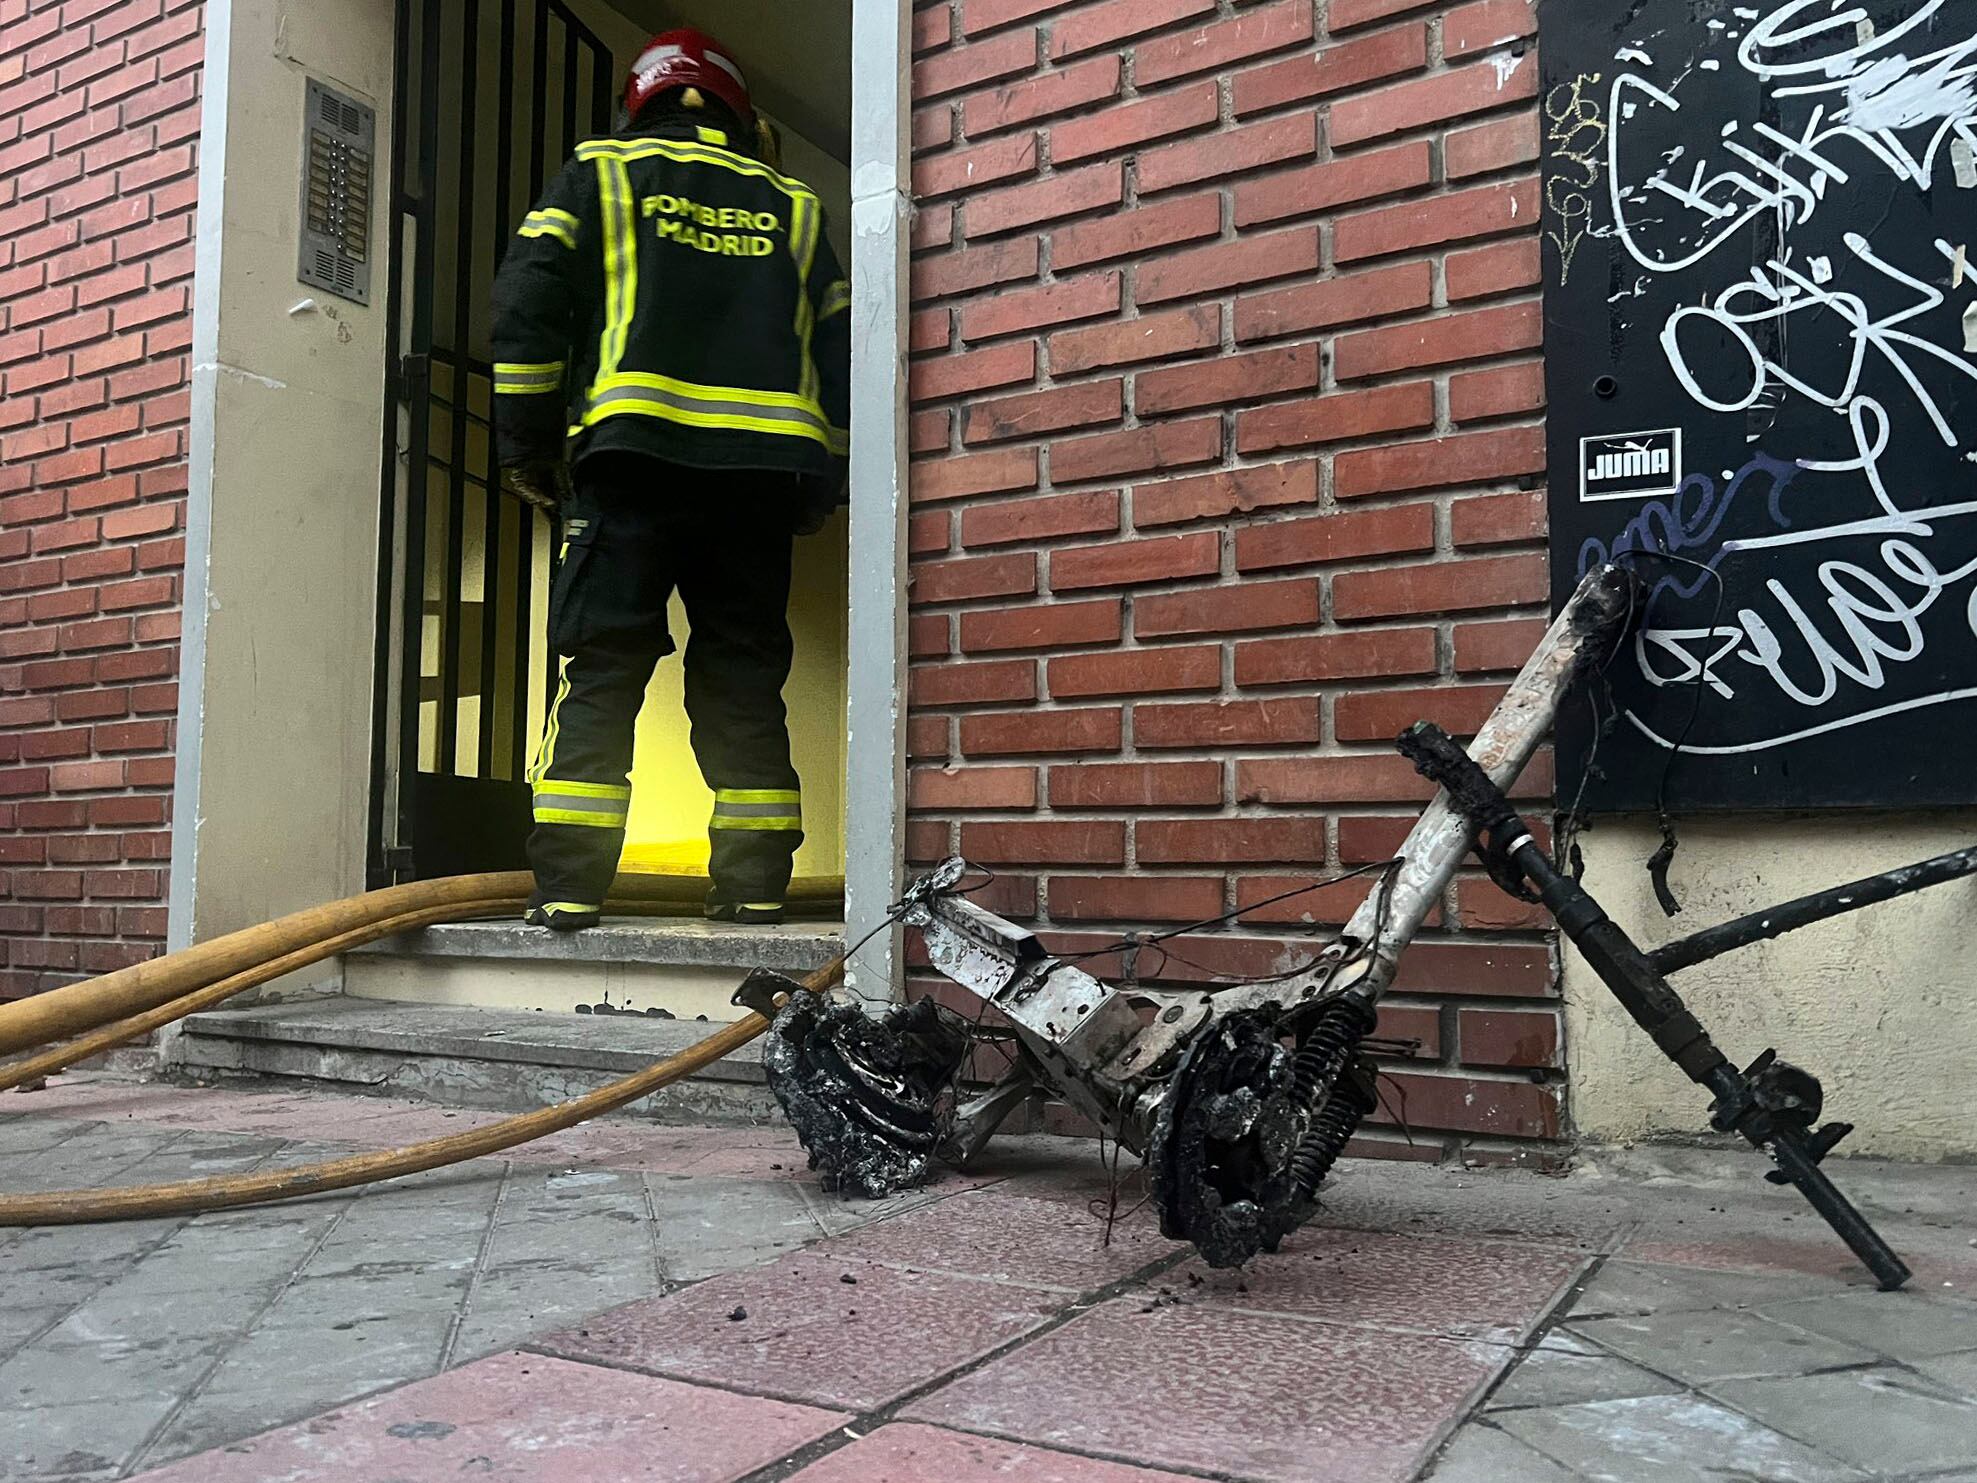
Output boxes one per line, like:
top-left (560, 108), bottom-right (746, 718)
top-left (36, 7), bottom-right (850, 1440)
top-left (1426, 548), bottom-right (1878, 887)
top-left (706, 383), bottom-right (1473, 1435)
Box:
top-left (960, 818), bottom-right (1126, 865)
top-left (1050, 303), bottom-right (1218, 375)
top-left (1135, 576), bottom-right (1318, 637)
top-left (1233, 139), bottom-right (1431, 228)
top-left (1050, 0), bottom-right (1214, 59)
top-left (1445, 0), bottom-right (1536, 55)
top-left (912, 407), bottom-right (951, 455)
top-left (1136, 697), bottom-right (1320, 748)
top-left (98, 574), bottom-right (174, 611)
top-left (101, 502), bottom-right (177, 539)
top-left (1334, 425), bottom-right (1545, 498)
top-left (958, 271), bottom-right (1120, 341)
top-left (915, 2), bottom-right (953, 51)
top-left (1139, 113), bottom-right (1316, 195)
top-left (1449, 362), bottom-right (1544, 424)
top-left (911, 130), bottom-right (1039, 199)
top-left (912, 344), bottom-right (1039, 406)
top-left (103, 429), bottom-right (178, 471)
top-left (963, 55), bottom-right (1121, 134)
top-left (1051, 416), bottom-right (1219, 484)
top-left (1137, 226), bottom-right (1317, 305)
top-left (960, 597), bottom-right (1122, 652)
top-left (1137, 342), bottom-right (1318, 416)
top-left (1451, 488), bottom-right (1545, 548)
top-left (1048, 760), bottom-right (1221, 808)
top-left (912, 236), bottom-right (1040, 303)
top-left (1234, 627), bottom-right (1437, 686)
top-left (1132, 464), bottom-right (1312, 535)
top-left (55, 688), bottom-right (128, 721)
top-left (914, 200), bottom-right (954, 250)
top-left (1334, 683), bottom-right (1506, 742)
top-left (1235, 380), bottom-right (1434, 456)
top-left (1332, 51), bottom-right (1537, 147)
top-left (912, 28), bottom-right (1037, 99)
top-left (1236, 753), bottom-right (1433, 806)
top-left (1336, 301), bottom-right (1541, 383)
top-left (1235, 872), bottom-right (1396, 926)
top-left (1336, 814), bottom-right (1420, 865)
top-left (911, 308), bottom-right (951, 352)
top-left (1453, 615), bottom-right (1545, 673)
top-left (1050, 192), bottom-right (1220, 271)
top-left (1334, 554), bottom-right (1545, 621)
top-left (1233, 22), bottom-right (1428, 115)
top-left (1139, 816), bottom-right (1325, 865)
top-left (1048, 643), bottom-right (1219, 698)
top-left (1367, 1071), bottom-right (1558, 1140)
top-left (1458, 1005), bottom-right (1558, 1069)
top-left (961, 489), bottom-right (1120, 548)
top-left (963, 378), bottom-right (1123, 444)
top-left (1233, 503), bottom-right (1436, 575)
top-left (1234, 261), bottom-right (1432, 346)
top-left (910, 658), bottom-right (1039, 707)
top-left (1051, 530), bottom-right (1218, 590)
top-left (967, 161), bottom-right (1122, 236)
top-left (1135, 0), bottom-right (1314, 86)
top-left (910, 511), bottom-right (950, 556)
top-left (912, 447), bottom-right (1039, 504)
top-left (1051, 80), bottom-right (1218, 165)
top-left (910, 551), bottom-right (1038, 605)
top-left (913, 106), bottom-right (955, 154)
top-left (1047, 875), bottom-right (1223, 923)
top-left (908, 765), bottom-right (1038, 812)
top-left (1447, 236), bottom-right (1542, 301)
top-left (907, 715), bottom-right (950, 760)
top-left (1334, 175), bottom-right (1538, 262)
top-left (1446, 111), bottom-right (1540, 179)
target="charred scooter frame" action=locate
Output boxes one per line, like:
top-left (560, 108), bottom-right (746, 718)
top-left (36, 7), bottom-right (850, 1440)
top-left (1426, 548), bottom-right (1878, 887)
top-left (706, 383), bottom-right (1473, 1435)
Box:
top-left (758, 564), bottom-right (1946, 1289)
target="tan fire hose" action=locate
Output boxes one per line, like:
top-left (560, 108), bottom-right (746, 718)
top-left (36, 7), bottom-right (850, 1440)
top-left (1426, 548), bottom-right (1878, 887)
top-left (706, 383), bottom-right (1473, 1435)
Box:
top-left (0, 872), bottom-right (846, 1225)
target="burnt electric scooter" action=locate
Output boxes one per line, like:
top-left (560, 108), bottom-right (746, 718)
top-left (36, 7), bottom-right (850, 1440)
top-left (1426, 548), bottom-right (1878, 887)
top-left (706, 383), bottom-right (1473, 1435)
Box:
top-left (749, 565), bottom-right (1951, 1289)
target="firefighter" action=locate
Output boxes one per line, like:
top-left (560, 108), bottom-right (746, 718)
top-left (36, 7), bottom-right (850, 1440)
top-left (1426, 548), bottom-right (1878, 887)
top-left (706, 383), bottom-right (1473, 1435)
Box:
top-left (491, 28), bottom-right (850, 932)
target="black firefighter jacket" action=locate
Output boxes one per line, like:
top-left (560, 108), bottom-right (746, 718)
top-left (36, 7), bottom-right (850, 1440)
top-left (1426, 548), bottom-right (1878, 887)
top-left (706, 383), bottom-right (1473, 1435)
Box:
top-left (490, 119), bottom-right (851, 496)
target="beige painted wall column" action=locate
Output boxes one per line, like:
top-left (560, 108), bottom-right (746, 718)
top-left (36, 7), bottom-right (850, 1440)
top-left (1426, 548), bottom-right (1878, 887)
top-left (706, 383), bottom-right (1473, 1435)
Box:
top-left (1565, 820), bottom-right (1977, 1161)
top-left (170, 0), bottom-right (395, 955)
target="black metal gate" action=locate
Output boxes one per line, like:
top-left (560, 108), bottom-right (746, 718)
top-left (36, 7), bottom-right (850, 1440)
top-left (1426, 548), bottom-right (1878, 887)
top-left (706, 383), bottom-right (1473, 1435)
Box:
top-left (369, 0), bottom-right (616, 885)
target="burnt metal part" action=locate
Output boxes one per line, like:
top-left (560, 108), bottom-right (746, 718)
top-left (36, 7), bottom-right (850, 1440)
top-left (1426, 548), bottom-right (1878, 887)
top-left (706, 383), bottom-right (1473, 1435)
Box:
top-left (731, 968), bottom-right (808, 1021)
top-left (1648, 845), bottom-right (1977, 977)
top-left (760, 995), bottom-right (972, 1199)
top-left (1399, 720), bottom-right (1912, 1292)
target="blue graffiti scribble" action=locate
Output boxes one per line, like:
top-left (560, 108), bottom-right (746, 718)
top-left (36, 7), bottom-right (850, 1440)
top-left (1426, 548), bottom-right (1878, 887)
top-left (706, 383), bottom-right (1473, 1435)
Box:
top-left (1579, 453), bottom-right (1803, 600)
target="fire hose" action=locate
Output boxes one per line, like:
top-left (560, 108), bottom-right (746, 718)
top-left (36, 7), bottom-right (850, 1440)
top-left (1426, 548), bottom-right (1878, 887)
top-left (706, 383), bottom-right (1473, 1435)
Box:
top-left (0, 872), bottom-right (844, 1226)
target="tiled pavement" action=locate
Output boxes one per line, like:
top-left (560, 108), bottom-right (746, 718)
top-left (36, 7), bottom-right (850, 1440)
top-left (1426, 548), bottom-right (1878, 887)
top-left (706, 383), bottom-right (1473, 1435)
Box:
top-left (1, 1078), bottom-right (1974, 1482)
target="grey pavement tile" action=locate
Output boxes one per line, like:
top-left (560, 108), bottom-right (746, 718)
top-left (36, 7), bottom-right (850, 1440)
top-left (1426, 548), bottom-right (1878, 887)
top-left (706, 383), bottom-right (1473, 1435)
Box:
top-left (448, 1261), bottom-right (669, 1361)
top-left (1709, 1366), bottom-right (1977, 1476)
top-left (1568, 1307), bottom-right (1878, 1384)
top-left (1426, 1422), bottom-right (1580, 1482)
top-left (0, 1308), bottom-right (64, 1361)
top-left (0, 1265), bottom-right (126, 1312)
top-left (0, 1220), bottom-right (182, 1274)
top-left (199, 1312), bottom-right (453, 1397)
top-left (1911, 1347), bottom-right (1977, 1400)
top-left (1494, 1393), bottom-right (1866, 1482)
top-left (0, 1393), bottom-right (180, 1479)
top-left (1757, 1289), bottom-right (1977, 1362)
top-left (0, 1115), bottom-right (96, 1154)
top-left (793, 1177), bottom-right (953, 1238)
top-left (1570, 1258), bottom-right (1841, 1318)
top-left (43, 1282), bottom-right (273, 1346)
top-left (646, 1174), bottom-right (824, 1281)
top-left (0, 1329), bottom-right (225, 1409)
top-left (253, 1269), bottom-right (474, 1329)
top-left (1487, 1330), bottom-right (1686, 1410)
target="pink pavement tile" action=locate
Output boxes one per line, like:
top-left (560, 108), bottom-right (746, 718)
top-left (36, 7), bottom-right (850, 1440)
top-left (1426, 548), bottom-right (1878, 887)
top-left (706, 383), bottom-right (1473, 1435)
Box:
top-left (535, 1248), bottom-right (1066, 1410)
top-left (127, 1351), bottom-right (846, 1483)
top-left (823, 1189), bottom-right (1180, 1292)
top-left (1175, 1225), bottom-right (1587, 1343)
top-left (785, 1423), bottom-right (1207, 1482)
top-left (905, 1296), bottom-right (1504, 1483)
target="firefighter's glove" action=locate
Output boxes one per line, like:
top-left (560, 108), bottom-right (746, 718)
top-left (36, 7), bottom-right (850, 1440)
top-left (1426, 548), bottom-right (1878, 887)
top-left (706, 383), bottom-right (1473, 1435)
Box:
top-left (792, 490), bottom-right (839, 537)
top-left (501, 459), bottom-right (570, 516)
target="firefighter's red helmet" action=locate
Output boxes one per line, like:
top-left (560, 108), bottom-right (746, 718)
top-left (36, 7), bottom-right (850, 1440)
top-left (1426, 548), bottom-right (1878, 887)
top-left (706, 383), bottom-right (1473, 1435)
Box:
top-left (623, 28), bottom-right (753, 129)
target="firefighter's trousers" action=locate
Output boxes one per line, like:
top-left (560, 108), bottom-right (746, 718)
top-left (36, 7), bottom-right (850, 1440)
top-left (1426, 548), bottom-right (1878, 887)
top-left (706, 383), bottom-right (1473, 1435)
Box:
top-left (527, 456), bottom-right (805, 916)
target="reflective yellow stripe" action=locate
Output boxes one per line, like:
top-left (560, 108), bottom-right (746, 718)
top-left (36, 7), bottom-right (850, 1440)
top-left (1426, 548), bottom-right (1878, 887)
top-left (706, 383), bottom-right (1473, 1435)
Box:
top-left (575, 137), bottom-right (814, 198)
top-left (495, 361), bottom-right (564, 395)
top-left (791, 193), bottom-right (821, 409)
top-left (695, 125), bottom-right (729, 146)
top-left (583, 372), bottom-right (835, 449)
top-left (536, 901), bottom-right (601, 915)
top-left (536, 778), bottom-right (630, 799)
top-left (519, 209), bottom-right (580, 250)
top-left (741, 902), bottom-right (784, 912)
top-left (817, 279), bottom-right (850, 323)
top-left (534, 808), bottom-right (626, 828)
top-left (827, 425), bottom-right (849, 457)
top-left (529, 661), bottom-right (571, 787)
top-left (716, 789), bottom-right (801, 804)
top-left (711, 816), bottom-right (803, 831)
top-left (594, 156), bottom-right (636, 387)
top-left (712, 788), bottom-right (801, 832)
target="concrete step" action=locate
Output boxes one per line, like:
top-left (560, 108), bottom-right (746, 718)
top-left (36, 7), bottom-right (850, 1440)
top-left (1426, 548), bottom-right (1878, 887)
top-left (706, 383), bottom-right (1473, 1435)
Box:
top-left (176, 995), bottom-right (790, 1122)
top-left (174, 917), bottom-right (844, 1122)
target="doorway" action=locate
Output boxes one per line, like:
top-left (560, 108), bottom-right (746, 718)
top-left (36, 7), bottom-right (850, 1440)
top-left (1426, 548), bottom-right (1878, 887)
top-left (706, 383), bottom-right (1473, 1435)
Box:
top-left (368, 0), bottom-right (855, 893)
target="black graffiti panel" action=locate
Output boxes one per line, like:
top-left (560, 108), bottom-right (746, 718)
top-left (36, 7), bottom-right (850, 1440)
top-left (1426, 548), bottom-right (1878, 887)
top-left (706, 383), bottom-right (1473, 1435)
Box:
top-left (1542, 0), bottom-right (1977, 809)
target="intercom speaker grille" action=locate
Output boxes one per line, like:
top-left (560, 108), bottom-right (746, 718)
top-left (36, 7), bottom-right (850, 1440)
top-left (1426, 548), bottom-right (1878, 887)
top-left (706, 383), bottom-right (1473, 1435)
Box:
top-left (297, 78), bottom-right (375, 305)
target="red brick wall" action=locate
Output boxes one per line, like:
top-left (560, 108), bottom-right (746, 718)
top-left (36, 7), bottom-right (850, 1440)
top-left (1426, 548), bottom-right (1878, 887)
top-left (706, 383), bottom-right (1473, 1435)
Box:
top-left (0, 0), bottom-right (203, 997)
top-left (905, 0), bottom-right (1560, 1158)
